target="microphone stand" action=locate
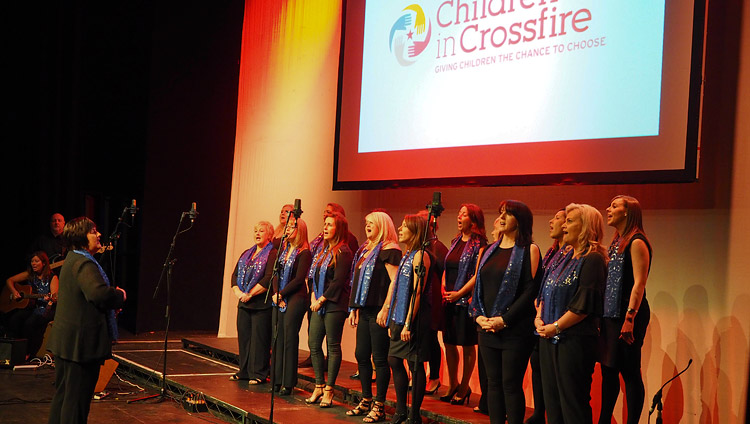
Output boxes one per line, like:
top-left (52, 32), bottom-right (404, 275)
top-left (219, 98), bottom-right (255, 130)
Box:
top-left (648, 359), bottom-right (692, 424)
top-left (407, 197), bottom-right (444, 424)
top-left (129, 210), bottom-right (195, 404)
top-left (265, 210), bottom-right (295, 424)
top-left (101, 201), bottom-right (136, 289)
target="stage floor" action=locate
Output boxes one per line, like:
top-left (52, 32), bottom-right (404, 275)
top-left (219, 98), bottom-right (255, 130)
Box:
top-left (112, 336), bottom-right (497, 424)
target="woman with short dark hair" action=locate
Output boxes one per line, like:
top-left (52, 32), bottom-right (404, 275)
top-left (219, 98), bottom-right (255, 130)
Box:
top-left (47, 217), bottom-right (126, 424)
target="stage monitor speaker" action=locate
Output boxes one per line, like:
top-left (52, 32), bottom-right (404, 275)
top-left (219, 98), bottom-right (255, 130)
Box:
top-left (0, 338), bottom-right (28, 368)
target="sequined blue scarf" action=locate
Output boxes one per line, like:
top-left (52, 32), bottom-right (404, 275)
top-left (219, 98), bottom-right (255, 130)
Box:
top-left (72, 250), bottom-right (119, 342)
top-left (538, 249), bottom-right (584, 342)
top-left (604, 235), bottom-right (625, 318)
top-left (236, 243), bottom-right (273, 293)
top-left (446, 236), bottom-right (482, 306)
top-left (308, 246), bottom-right (334, 315)
top-left (351, 242), bottom-right (383, 308)
top-left (275, 243), bottom-right (300, 312)
top-left (388, 250), bottom-right (417, 325)
top-left (310, 233), bottom-right (324, 257)
top-left (470, 240), bottom-right (525, 318)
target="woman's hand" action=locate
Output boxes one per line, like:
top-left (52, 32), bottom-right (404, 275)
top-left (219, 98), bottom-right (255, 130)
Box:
top-left (620, 318), bottom-right (635, 344)
top-left (401, 327), bottom-right (412, 342)
top-left (377, 307), bottom-right (389, 327)
top-left (349, 310), bottom-right (359, 327)
top-left (272, 293), bottom-right (281, 304)
top-left (239, 293), bottom-right (251, 303)
top-left (443, 290), bottom-right (462, 303)
top-left (487, 316), bottom-right (506, 332)
top-left (537, 323), bottom-right (557, 339)
top-left (476, 316), bottom-right (492, 332)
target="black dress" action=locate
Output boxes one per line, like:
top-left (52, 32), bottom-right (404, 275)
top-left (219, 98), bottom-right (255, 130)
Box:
top-left (443, 238), bottom-right (485, 346)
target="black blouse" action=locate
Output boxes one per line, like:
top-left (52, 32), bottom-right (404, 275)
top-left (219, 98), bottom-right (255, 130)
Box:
top-left (349, 247), bottom-right (402, 309)
top-left (565, 251), bottom-right (606, 337)
top-left (277, 249), bottom-right (312, 301)
top-left (309, 246), bottom-right (354, 313)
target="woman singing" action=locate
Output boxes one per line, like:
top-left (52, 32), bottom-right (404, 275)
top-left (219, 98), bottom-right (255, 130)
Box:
top-left (535, 203), bottom-right (606, 424)
top-left (598, 196), bottom-right (652, 424)
top-left (230, 221), bottom-right (277, 384)
top-left (346, 212), bottom-right (401, 422)
top-left (470, 200), bottom-right (541, 424)
top-left (271, 217), bottom-right (312, 395)
top-left (47, 217), bottom-right (126, 424)
top-left (306, 212), bottom-right (353, 408)
top-left (385, 214), bottom-right (431, 424)
top-left (5, 251), bottom-right (58, 359)
top-left (441, 204), bottom-right (486, 405)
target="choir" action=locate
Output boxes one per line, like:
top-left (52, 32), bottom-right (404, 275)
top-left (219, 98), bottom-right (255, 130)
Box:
top-left (230, 197), bottom-right (652, 424)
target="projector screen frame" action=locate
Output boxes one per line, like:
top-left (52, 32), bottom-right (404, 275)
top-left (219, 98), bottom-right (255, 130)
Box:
top-left (332, 0), bottom-right (705, 190)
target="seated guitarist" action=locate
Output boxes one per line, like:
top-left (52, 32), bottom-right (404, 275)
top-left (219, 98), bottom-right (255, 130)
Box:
top-left (4, 251), bottom-right (58, 360)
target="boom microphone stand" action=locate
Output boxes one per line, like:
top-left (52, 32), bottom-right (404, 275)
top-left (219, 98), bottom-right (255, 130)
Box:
top-left (648, 359), bottom-right (692, 424)
top-left (265, 199), bottom-right (302, 424)
top-left (101, 199), bottom-right (138, 289)
top-left (407, 192), bottom-right (444, 424)
top-left (129, 203), bottom-right (198, 404)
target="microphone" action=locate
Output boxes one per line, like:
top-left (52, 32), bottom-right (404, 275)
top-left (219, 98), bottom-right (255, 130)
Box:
top-left (188, 202), bottom-right (198, 223)
top-left (292, 198), bottom-right (303, 219)
top-left (426, 191), bottom-right (445, 218)
top-left (649, 358), bottom-right (693, 415)
top-left (129, 199), bottom-right (138, 218)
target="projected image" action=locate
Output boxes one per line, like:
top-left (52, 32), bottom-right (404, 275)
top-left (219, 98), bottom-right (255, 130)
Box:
top-left (335, 0), bottom-right (702, 188)
top-left (358, 1), bottom-right (665, 153)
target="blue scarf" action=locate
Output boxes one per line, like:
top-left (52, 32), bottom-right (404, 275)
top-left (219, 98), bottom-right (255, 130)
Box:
top-left (604, 235), bottom-right (625, 318)
top-left (446, 236), bottom-right (482, 306)
top-left (73, 250), bottom-right (119, 342)
top-left (388, 250), bottom-right (417, 325)
top-left (236, 243), bottom-right (273, 293)
top-left (275, 243), bottom-right (301, 312)
top-left (310, 233), bottom-right (324, 257)
top-left (470, 240), bottom-right (526, 318)
top-left (537, 248), bottom-right (584, 343)
top-left (351, 242), bottom-right (383, 308)
top-left (308, 246), bottom-right (334, 315)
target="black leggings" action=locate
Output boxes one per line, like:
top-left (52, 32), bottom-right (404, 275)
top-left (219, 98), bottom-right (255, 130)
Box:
top-left (388, 355), bottom-right (426, 417)
top-left (308, 310), bottom-right (346, 386)
top-left (355, 307), bottom-right (390, 402)
top-left (599, 359), bottom-right (645, 424)
top-left (479, 339), bottom-right (535, 424)
top-left (426, 329), bottom-right (442, 380)
top-left (273, 295), bottom-right (308, 388)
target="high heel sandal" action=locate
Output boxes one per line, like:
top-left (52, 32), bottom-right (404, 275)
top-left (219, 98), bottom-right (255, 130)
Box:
top-left (439, 386), bottom-right (458, 402)
top-left (363, 401), bottom-right (385, 423)
top-left (450, 388), bottom-right (472, 405)
top-left (319, 386), bottom-right (335, 408)
top-left (424, 380), bottom-right (441, 395)
top-left (305, 384), bottom-right (325, 404)
top-left (346, 398), bottom-right (372, 416)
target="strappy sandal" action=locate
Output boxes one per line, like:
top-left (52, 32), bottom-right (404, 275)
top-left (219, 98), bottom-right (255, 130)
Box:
top-left (305, 384), bottom-right (325, 404)
top-left (363, 401), bottom-right (385, 423)
top-left (247, 378), bottom-right (265, 385)
top-left (319, 386), bottom-right (335, 408)
top-left (346, 398), bottom-right (372, 416)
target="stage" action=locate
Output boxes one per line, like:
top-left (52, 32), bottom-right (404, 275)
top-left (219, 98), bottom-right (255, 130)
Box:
top-left (112, 336), bottom-right (502, 424)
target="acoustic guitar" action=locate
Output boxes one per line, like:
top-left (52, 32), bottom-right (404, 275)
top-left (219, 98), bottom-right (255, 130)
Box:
top-left (0, 285), bottom-right (48, 314)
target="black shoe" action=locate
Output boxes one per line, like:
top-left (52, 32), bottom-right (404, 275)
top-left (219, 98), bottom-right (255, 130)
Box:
top-left (524, 414), bottom-right (545, 424)
top-left (450, 388), bottom-right (471, 405)
top-left (390, 412), bottom-right (407, 424)
top-left (278, 387), bottom-right (292, 396)
top-left (439, 386), bottom-right (458, 402)
top-left (349, 370), bottom-right (360, 379)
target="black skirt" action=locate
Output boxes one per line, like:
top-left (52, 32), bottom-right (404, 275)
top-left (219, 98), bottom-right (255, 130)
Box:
top-left (442, 303), bottom-right (478, 346)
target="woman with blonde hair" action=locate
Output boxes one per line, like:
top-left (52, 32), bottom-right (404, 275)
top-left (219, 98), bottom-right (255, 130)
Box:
top-left (535, 203), bottom-right (606, 424)
top-left (345, 211), bottom-right (401, 422)
top-left (271, 217), bottom-right (312, 395)
top-left (306, 212), bottom-right (353, 407)
top-left (598, 196), bottom-right (652, 424)
top-left (230, 221), bottom-right (277, 384)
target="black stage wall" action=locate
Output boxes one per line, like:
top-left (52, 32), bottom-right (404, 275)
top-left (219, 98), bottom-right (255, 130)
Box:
top-left (6, 1), bottom-right (243, 333)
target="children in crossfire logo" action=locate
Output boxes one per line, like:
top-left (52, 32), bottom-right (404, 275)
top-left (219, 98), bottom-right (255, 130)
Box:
top-left (389, 4), bottom-right (432, 66)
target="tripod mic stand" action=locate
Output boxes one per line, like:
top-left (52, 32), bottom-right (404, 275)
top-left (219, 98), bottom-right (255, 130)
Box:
top-left (129, 205), bottom-right (196, 404)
